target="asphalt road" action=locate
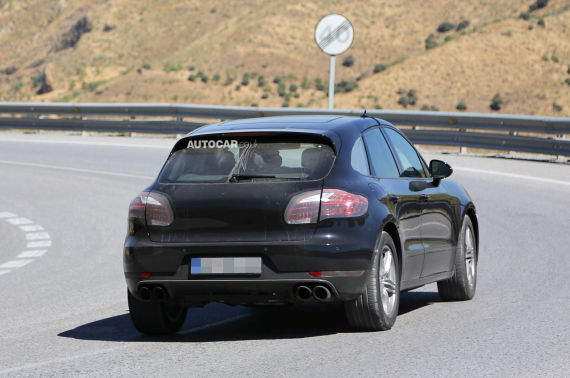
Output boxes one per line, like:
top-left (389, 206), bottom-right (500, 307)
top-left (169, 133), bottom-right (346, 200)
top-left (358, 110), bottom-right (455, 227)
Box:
top-left (0, 132), bottom-right (569, 377)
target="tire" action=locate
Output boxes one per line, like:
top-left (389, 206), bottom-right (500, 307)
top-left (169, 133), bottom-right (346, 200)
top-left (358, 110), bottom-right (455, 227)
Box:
top-left (128, 290), bottom-right (187, 335)
top-left (437, 216), bottom-right (477, 301)
top-left (345, 231), bottom-right (400, 331)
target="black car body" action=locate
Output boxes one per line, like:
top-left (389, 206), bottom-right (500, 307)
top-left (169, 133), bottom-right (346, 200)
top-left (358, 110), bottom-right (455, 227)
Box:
top-left (124, 115), bottom-right (479, 334)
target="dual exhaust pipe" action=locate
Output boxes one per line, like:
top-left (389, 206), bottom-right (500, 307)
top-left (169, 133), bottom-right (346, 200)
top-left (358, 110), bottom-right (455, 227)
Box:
top-left (295, 285), bottom-right (332, 302)
top-left (138, 285), bottom-right (167, 301)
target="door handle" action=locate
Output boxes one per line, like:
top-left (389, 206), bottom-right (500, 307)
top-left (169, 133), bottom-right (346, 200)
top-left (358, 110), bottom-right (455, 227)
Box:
top-left (390, 195), bottom-right (400, 204)
top-left (419, 194), bottom-right (430, 201)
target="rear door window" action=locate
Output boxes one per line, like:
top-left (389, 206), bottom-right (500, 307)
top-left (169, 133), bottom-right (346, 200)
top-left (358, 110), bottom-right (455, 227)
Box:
top-left (351, 137), bottom-right (370, 175)
top-left (159, 137), bottom-right (335, 183)
top-left (362, 128), bottom-right (399, 178)
top-left (383, 128), bottom-right (426, 178)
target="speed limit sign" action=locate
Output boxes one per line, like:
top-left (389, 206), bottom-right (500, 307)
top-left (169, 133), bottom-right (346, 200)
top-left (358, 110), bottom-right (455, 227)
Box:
top-left (315, 14), bottom-right (354, 56)
top-left (314, 14), bottom-right (354, 109)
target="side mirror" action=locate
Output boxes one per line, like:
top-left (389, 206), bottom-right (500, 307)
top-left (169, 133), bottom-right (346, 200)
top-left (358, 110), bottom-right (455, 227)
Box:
top-left (429, 159), bottom-right (453, 183)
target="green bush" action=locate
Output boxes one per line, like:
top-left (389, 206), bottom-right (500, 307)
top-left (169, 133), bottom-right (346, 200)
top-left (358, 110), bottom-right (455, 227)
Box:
top-left (273, 76), bottom-right (281, 84)
top-left (142, 63), bottom-right (151, 70)
top-left (277, 83), bottom-right (286, 97)
top-left (315, 78), bottom-right (326, 91)
top-left (425, 34), bottom-right (438, 50)
top-left (289, 84), bottom-right (297, 92)
top-left (188, 65), bottom-right (195, 71)
top-left (241, 72), bottom-right (250, 86)
top-left (257, 75), bottom-right (265, 87)
top-left (293, 93), bottom-right (300, 98)
top-left (537, 18), bottom-right (545, 27)
top-left (213, 73), bottom-right (221, 82)
top-left (201, 74), bottom-right (209, 83)
top-left (437, 22), bottom-right (455, 33)
top-left (552, 102), bottom-right (562, 112)
top-left (398, 89), bottom-right (418, 108)
top-left (224, 76), bottom-right (234, 86)
top-left (251, 103), bottom-right (258, 107)
top-left (564, 78), bottom-right (570, 86)
top-left (261, 93), bottom-right (269, 99)
top-left (551, 55), bottom-right (558, 63)
top-left (31, 71), bottom-right (46, 88)
top-left (519, 12), bottom-right (530, 20)
top-left (529, 0), bottom-right (548, 12)
top-left (342, 55), bottom-right (355, 67)
top-left (490, 93), bottom-right (503, 111)
top-left (456, 20), bottom-right (470, 31)
top-left (301, 77), bottom-right (310, 89)
top-left (456, 101), bottom-right (467, 111)
top-left (187, 75), bottom-right (196, 82)
top-left (373, 64), bottom-right (388, 74)
top-left (356, 73), bottom-right (368, 81)
top-left (335, 80), bottom-right (358, 93)
top-left (282, 101), bottom-right (289, 107)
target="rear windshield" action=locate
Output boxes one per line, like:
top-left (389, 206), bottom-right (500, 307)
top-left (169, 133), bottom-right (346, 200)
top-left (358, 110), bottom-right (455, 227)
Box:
top-left (159, 136), bottom-right (335, 183)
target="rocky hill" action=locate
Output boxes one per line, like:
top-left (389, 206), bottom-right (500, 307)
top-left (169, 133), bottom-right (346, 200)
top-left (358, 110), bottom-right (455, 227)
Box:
top-left (0, 0), bottom-right (568, 116)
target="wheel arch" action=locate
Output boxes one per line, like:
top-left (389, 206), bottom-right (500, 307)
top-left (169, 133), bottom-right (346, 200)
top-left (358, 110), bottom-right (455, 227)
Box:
top-left (464, 204), bottom-right (479, 254)
top-left (382, 218), bottom-right (402, 282)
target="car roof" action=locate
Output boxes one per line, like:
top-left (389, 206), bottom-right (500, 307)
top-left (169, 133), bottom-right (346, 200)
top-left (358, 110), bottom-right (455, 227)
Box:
top-left (188, 116), bottom-right (392, 137)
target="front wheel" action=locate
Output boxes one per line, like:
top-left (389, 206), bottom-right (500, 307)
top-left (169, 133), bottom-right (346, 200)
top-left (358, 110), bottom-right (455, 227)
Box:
top-left (437, 216), bottom-right (477, 301)
top-left (345, 231), bottom-right (400, 331)
top-left (128, 290), bottom-right (187, 335)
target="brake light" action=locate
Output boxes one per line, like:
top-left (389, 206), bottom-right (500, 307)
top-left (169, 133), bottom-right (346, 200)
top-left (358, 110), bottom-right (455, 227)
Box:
top-left (285, 189), bottom-right (368, 224)
top-left (128, 191), bottom-right (173, 226)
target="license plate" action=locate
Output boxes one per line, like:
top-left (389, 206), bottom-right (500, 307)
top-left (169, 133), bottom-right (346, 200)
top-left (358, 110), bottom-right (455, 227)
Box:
top-left (190, 257), bottom-right (262, 275)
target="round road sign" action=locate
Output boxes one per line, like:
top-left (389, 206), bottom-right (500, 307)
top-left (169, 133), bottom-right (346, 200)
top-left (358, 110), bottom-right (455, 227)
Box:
top-left (314, 14), bottom-right (354, 56)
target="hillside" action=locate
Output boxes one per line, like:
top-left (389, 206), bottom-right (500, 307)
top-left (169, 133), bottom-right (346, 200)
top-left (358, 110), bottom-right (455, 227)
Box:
top-left (0, 0), bottom-right (568, 116)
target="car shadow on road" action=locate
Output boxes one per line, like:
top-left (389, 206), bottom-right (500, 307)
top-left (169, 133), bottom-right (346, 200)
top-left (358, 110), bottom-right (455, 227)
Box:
top-left (58, 291), bottom-right (441, 343)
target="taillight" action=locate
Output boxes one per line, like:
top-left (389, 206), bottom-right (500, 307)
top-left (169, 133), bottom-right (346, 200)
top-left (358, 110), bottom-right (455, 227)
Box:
top-left (128, 191), bottom-right (173, 227)
top-left (284, 189), bottom-right (368, 224)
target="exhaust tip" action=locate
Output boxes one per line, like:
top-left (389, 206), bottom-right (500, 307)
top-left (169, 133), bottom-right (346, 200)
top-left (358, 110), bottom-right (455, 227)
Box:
top-left (295, 286), bottom-right (313, 301)
top-left (152, 286), bottom-right (167, 300)
top-left (313, 285), bottom-right (332, 301)
top-left (138, 286), bottom-right (151, 301)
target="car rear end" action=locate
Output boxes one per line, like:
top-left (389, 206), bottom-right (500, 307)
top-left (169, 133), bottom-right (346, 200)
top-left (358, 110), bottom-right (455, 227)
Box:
top-left (124, 129), bottom-right (375, 306)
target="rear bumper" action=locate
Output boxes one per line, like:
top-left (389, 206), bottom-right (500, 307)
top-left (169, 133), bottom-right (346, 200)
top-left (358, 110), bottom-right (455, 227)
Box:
top-left (124, 236), bottom-right (374, 305)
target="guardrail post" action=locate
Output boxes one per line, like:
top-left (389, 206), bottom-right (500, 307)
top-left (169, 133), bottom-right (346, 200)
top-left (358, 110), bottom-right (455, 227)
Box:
top-left (459, 128), bottom-right (467, 154)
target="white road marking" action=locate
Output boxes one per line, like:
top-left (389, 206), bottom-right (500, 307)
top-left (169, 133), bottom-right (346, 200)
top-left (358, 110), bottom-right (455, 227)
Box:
top-left (19, 224), bottom-right (44, 232)
top-left (27, 240), bottom-right (52, 248)
top-left (0, 212), bottom-right (51, 276)
top-left (0, 259), bottom-right (34, 269)
top-left (0, 138), bottom-right (172, 149)
top-left (25, 232), bottom-right (50, 240)
top-left (454, 166), bottom-right (570, 187)
top-left (7, 217), bottom-right (33, 225)
top-left (18, 250), bottom-right (48, 258)
top-left (0, 160), bottom-right (154, 180)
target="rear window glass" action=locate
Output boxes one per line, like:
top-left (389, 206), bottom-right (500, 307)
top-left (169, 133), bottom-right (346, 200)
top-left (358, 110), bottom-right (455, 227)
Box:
top-left (159, 137), bottom-right (335, 183)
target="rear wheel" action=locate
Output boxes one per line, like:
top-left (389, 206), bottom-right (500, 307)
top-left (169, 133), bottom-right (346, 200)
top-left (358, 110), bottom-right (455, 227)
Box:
top-left (128, 290), bottom-right (187, 335)
top-left (345, 231), bottom-right (400, 331)
top-left (437, 216), bottom-right (477, 301)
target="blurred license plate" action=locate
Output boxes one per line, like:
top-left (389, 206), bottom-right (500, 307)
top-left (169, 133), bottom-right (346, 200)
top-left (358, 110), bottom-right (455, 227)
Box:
top-left (190, 257), bottom-right (261, 275)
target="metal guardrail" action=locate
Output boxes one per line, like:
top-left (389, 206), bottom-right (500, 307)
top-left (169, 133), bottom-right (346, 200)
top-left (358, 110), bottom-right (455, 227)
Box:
top-left (0, 102), bottom-right (568, 156)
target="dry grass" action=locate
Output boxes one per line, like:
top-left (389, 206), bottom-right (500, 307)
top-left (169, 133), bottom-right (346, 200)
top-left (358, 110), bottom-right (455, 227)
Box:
top-left (0, 0), bottom-right (568, 116)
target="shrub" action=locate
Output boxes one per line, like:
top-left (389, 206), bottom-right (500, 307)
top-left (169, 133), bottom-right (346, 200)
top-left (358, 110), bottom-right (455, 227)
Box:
top-left (356, 73), bottom-right (368, 81)
top-left (519, 12), bottom-right (530, 20)
top-left (257, 75), bottom-right (265, 87)
top-left (103, 24), bottom-right (116, 32)
top-left (241, 72), bottom-right (250, 86)
top-left (273, 76), bottom-right (281, 84)
top-left (335, 80), bottom-right (358, 93)
top-left (200, 74), bottom-right (209, 83)
top-left (235, 84), bottom-right (241, 91)
top-left (374, 104), bottom-right (382, 110)
top-left (282, 101), bottom-right (289, 107)
top-left (456, 20), bottom-right (470, 31)
top-left (565, 78), bottom-right (570, 86)
top-left (163, 63), bottom-right (183, 72)
top-left (437, 22), bottom-right (455, 33)
top-left (301, 77), bottom-right (310, 89)
top-left (187, 74), bottom-right (196, 82)
top-left (31, 71), bottom-right (46, 88)
top-left (315, 78), bottom-right (326, 91)
top-left (342, 55), bottom-right (355, 67)
top-left (261, 93), bottom-right (269, 99)
top-left (537, 18), bottom-right (545, 27)
top-left (567, 65), bottom-right (570, 74)
top-left (289, 84), bottom-right (297, 92)
top-left (398, 89), bottom-right (418, 108)
top-left (188, 65), bottom-right (196, 71)
top-left (373, 64), bottom-right (388, 73)
top-left (552, 102), bottom-right (562, 112)
top-left (551, 55), bottom-right (558, 63)
top-left (213, 73), bottom-right (220, 82)
top-left (142, 63), bottom-right (151, 70)
top-left (421, 105), bottom-right (430, 111)
top-left (529, 0), bottom-right (548, 12)
top-left (251, 103), bottom-right (258, 107)
top-left (277, 83), bottom-right (286, 97)
top-left (293, 93), bottom-right (300, 98)
top-left (425, 34), bottom-right (438, 50)
top-left (456, 101), bottom-right (467, 111)
top-left (224, 76), bottom-right (234, 85)
top-left (542, 55), bottom-right (549, 62)
top-left (490, 93), bottom-right (503, 111)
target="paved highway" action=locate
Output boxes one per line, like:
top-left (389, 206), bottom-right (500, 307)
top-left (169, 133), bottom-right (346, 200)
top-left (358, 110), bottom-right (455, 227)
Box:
top-left (0, 132), bottom-right (568, 377)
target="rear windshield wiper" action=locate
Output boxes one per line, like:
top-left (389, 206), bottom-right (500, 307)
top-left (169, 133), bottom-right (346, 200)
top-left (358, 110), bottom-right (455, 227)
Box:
top-left (229, 174), bottom-right (276, 182)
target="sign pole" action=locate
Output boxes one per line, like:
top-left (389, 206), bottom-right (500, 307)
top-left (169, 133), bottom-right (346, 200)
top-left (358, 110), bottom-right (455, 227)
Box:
top-left (328, 55), bottom-right (335, 109)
